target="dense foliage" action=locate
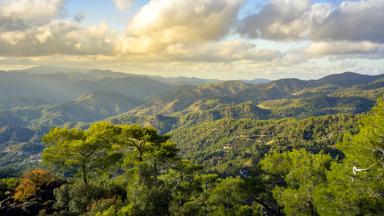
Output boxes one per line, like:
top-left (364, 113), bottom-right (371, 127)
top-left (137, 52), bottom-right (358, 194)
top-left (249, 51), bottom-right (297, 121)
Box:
top-left (1, 71), bottom-right (384, 215)
top-left (259, 99), bottom-right (384, 215)
top-left (0, 98), bottom-right (383, 215)
top-left (1, 71), bottom-right (383, 172)
top-left (171, 114), bottom-right (359, 170)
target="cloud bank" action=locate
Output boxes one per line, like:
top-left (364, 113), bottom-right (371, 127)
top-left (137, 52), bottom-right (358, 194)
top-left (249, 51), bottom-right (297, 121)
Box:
top-left (0, 0), bottom-right (383, 79)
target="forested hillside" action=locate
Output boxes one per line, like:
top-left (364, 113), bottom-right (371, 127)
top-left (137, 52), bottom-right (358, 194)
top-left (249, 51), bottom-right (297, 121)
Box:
top-left (0, 99), bottom-right (383, 215)
top-left (111, 72), bottom-right (381, 133)
top-left (0, 69), bottom-right (383, 215)
top-left (1, 70), bottom-right (384, 174)
top-left (171, 114), bottom-right (359, 167)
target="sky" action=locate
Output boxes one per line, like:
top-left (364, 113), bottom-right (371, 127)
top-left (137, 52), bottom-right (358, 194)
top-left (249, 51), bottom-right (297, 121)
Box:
top-left (0, 0), bottom-right (383, 80)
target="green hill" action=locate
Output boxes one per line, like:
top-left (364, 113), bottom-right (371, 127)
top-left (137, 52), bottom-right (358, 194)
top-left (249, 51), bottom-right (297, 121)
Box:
top-left (0, 71), bottom-right (383, 172)
top-left (0, 71), bottom-right (173, 103)
top-left (170, 114), bottom-right (359, 167)
top-left (110, 72), bottom-right (382, 133)
top-left (37, 91), bottom-right (143, 125)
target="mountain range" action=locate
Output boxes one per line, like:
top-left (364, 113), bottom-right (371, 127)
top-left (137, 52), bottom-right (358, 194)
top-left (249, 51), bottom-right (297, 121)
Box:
top-left (0, 67), bottom-right (383, 173)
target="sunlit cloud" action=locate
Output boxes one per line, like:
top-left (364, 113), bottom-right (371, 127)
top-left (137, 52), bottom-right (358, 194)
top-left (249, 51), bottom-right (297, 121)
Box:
top-left (238, 0), bottom-right (384, 43)
top-left (0, 20), bottom-right (115, 56)
top-left (0, 0), bottom-right (64, 28)
top-left (114, 0), bottom-right (135, 11)
top-left (302, 41), bottom-right (382, 56)
top-left (118, 0), bottom-right (244, 54)
top-left (313, 0), bottom-right (384, 43)
top-left (0, 0), bottom-right (383, 79)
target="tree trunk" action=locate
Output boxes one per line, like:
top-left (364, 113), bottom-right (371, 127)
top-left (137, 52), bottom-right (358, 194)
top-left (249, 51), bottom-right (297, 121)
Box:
top-left (82, 164), bottom-right (88, 184)
top-left (138, 141), bottom-right (144, 161)
top-left (138, 150), bottom-right (143, 161)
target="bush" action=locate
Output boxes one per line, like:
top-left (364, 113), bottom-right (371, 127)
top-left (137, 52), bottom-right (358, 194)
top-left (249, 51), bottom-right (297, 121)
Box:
top-left (13, 170), bottom-right (56, 202)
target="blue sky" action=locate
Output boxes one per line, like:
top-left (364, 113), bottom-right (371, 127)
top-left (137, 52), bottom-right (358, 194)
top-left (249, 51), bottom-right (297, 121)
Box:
top-left (64, 0), bottom-right (145, 30)
top-left (0, 0), bottom-right (383, 80)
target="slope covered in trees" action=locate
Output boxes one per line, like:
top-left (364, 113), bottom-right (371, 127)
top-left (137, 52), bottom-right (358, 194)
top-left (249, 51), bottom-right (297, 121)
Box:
top-left (0, 98), bottom-right (383, 215)
top-left (111, 72), bottom-right (383, 133)
top-left (170, 114), bottom-right (359, 167)
top-left (259, 99), bottom-right (384, 215)
top-left (0, 70), bottom-right (383, 216)
top-left (1, 71), bottom-right (384, 178)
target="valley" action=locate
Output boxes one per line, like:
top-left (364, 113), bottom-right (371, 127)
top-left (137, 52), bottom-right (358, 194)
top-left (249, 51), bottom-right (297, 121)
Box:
top-left (0, 68), bottom-right (381, 175)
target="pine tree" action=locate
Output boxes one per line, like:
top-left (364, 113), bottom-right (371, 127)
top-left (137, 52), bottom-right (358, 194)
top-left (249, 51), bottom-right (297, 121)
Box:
top-left (314, 99), bottom-right (384, 215)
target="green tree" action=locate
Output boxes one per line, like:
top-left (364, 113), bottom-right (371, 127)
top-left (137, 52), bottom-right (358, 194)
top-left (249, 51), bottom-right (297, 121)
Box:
top-left (116, 125), bottom-right (179, 216)
top-left (54, 180), bottom-right (124, 215)
top-left (161, 160), bottom-right (203, 215)
top-left (260, 149), bottom-right (332, 216)
top-left (314, 99), bottom-right (384, 215)
top-left (0, 178), bottom-right (18, 201)
top-left (207, 177), bottom-right (251, 216)
top-left (118, 125), bottom-right (170, 162)
top-left (42, 122), bottom-right (121, 184)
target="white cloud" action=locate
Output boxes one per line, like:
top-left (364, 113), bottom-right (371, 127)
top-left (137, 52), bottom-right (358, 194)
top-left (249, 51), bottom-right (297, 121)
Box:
top-left (0, 0), bottom-right (64, 27)
top-left (238, 0), bottom-right (384, 43)
top-left (164, 40), bottom-right (281, 63)
top-left (0, 0), bottom-right (115, 57)
top-left (238, 0), bottom-right (313, 39)
top-left (0, 0), bottom-right (383, 78)
top-left (302, 41), bottom-right (381, 56)
top-left (313, 0), bottom-right (384, 43)
top-left (119, 0), bottom-right (244, 53)
top-left (0, 21), bottom-right (115, 56)
top-left (0, 31), bottom-right (27, 45)
top-left (114, 0), bottom-right (135, 11)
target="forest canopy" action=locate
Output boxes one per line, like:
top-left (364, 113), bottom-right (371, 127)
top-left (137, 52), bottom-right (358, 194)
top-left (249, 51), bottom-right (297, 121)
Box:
top-left (0, 99), bottom-right (384, 215)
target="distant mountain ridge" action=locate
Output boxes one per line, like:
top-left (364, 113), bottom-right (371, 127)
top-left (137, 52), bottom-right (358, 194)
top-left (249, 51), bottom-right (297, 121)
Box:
top-left (146, 71), bottom-right (384, 108)
top-left (110, 71), bottom-right (384, 133)
top-left (1, 69), bottom-right (384, 172)
top-left (11, 66), bottom-right (222, 86)
top-left (0, 97), bottom-right (51, 109)
top-left (40, 91), bottom-right (143, 124)
top-left (309, 72), bottom-right (383, 87)
top-left (0, 70), bottom-right (173, 103)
